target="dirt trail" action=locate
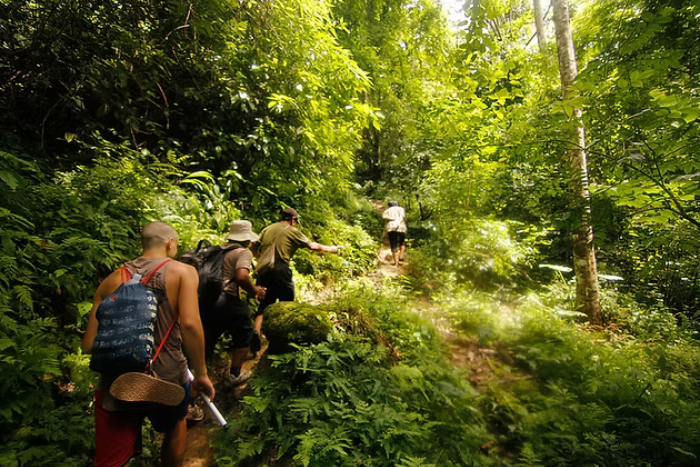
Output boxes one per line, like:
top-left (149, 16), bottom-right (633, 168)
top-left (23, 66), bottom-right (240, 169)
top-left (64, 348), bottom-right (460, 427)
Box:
top-left (374, 251), bottom-right (519, 391)
top-left (372, 245), bottom-right (407, 278)
top-left (407, 296), bottom-right (500, 388)
top-left (368, 199), bottom-right (507, 390)
top-left (182, 423), bottom-right (212, 467)
top-left (411, 291), bottom-right (528, 391)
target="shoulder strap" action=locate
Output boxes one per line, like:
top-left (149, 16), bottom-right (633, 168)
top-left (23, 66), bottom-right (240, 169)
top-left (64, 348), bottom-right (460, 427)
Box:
top-left (121, 258), bottom-right (172, 285)
top-left (196, 239), bottom-right (212, 252)
top-left (140, 258), bottom-right (172, 286)
top-left (120, 265), bottom-right (131, 283)
top-left (140, 258), bottom-right (175, 370)
top-left (150, 310), bottom-right (179, 368)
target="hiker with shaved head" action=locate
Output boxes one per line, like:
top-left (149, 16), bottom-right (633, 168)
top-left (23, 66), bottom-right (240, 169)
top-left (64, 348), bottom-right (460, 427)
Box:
top-left (83, 221), bottom-right (214, 467)
top-left (250, 208), bottom-right (340, 354)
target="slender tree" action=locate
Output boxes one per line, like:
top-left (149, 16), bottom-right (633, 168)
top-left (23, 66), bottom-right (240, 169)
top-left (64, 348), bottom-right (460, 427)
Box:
top-left (533, 0), bottom-right (547, 52)
top-left (468, 0), bottom-right (482, 35)
top-left (552, 0), bottom-right (602, 325)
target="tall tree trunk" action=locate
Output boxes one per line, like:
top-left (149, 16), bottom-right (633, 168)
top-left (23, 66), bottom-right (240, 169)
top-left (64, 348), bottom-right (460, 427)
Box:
top-left (533, 0), bottom-right (547, 52)
top-left (552, 0), bottom-right (602, 326)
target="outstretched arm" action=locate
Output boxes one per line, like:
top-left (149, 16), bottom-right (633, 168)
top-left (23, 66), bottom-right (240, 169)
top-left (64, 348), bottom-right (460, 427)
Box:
top-left (307, 242), bottom-right (340, 253)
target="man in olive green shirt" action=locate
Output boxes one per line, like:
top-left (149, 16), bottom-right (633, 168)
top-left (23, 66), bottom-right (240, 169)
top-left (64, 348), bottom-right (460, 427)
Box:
top-left (251, 208), bottom-right (339, 351)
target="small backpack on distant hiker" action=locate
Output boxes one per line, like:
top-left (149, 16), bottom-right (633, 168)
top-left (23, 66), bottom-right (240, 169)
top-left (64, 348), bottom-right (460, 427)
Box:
top-left (179, 239), bottom-right (241, 305)
top-left (89, 259), bottom-right (177, 375)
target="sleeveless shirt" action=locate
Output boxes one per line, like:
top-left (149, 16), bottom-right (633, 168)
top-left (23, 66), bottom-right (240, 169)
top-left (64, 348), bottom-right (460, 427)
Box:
top-left (125, 257), bottom-right (188, 385)
top-left (97, 257), bottom-right (188, 391)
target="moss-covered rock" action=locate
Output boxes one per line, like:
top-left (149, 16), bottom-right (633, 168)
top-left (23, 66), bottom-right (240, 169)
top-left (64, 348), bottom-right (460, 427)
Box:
top-left (262, 301), bottom-right (399, 360)
top-left (262, 302), bottom-right (334, 353)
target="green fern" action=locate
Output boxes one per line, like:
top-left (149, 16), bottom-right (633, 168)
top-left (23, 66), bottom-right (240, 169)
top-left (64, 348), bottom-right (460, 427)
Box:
top-left (12, 286), bottom-right (33, 314)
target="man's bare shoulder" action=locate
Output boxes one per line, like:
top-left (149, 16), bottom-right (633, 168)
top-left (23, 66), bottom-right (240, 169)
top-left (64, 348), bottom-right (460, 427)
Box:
top-left (96, 269), bottom-right (124, 300)
top-left (168, 260), bottom-right (198, 278)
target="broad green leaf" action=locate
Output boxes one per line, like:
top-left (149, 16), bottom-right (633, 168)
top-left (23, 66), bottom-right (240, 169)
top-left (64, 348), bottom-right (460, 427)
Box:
top-left (0, 170), bottom-right (19, 190)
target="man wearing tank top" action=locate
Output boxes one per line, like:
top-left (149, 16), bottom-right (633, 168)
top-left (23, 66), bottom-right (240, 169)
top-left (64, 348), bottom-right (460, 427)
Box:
top-left (83, 221), bottom-right (214, 467)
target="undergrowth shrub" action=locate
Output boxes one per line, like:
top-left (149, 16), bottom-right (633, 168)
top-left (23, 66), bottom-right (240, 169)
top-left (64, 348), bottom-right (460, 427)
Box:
top-left (407, 219), bottom-right (550, 294)
top-left (293, 216), bottom-right (377, 285)
top-left (213, 284), bottom-right (495, 467)
top-left (600, 288), bottom-right (698, 343)
top-left (447, 287), bottom-right (700, 466)
top-left (348, 195), bottom-right (385, 241)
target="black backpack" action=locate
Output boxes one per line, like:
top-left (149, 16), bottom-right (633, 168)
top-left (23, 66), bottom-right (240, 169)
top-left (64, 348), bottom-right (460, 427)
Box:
top-left (180, 240), bottom-right (241, 305)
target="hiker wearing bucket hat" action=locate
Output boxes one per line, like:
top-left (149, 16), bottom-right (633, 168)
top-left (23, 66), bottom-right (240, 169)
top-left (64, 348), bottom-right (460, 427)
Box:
top-left (200, 220), bottom-right (266, 386)
top-left (250, 208), bottom-right (340, 352)
top-left (83, 221), bottom-right (214, 467)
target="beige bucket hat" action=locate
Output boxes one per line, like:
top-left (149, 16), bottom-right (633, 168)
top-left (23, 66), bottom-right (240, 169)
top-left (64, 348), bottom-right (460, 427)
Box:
top-left (224, 220), bottom-right (259, 242)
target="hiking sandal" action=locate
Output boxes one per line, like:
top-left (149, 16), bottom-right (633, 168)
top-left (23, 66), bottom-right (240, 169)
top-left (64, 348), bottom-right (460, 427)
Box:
top-left (223, 369), bottom-right (251, 386)
top-left (110, 372), bottom-right (185, 407)
top-left (187, 402), bottom-right (206, 422)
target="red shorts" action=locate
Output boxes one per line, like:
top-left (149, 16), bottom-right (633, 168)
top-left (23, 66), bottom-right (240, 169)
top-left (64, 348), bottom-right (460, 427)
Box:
top-left (93, 383), bottom-right (190, 467)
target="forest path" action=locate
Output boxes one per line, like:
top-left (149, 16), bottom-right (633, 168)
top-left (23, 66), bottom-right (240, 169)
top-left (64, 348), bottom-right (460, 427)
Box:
top-left (375, 246), bottom-right (523, 393)
top-left (181, 243), bottom-right (514, 466)
top-left (373, 244), bottom-right (407, 277)
top-left (415, 294), bottom-right (521, 390)
top-left (409, 292), bottom-right (528, 394)
top-left (370, 196), bottom-right (512, 391)
top-left (365, 237), bottom-right (502, 390)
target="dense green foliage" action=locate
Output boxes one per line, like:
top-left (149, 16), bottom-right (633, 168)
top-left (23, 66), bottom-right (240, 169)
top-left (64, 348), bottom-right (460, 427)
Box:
top-left (449, 286), bottom-right (700, 466)
top-left (2, 0), bottom-right (700, 465)
top-left (215, 285), bottom-right (494, 467)
top-left (222, 230), bottom-right (700, 466)
top-left (1, 1), bottom-right (378, 463)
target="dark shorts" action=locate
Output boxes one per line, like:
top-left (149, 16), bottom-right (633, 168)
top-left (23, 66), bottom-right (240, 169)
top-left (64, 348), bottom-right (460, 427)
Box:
top-left (388, 231), bottom-right (406, 252)
top-left (93, 381), bottom-right (191, 467)
top-left (201, 293), bottom-right (253, 359)
top-left (256, 261), bottom-right (295, 316)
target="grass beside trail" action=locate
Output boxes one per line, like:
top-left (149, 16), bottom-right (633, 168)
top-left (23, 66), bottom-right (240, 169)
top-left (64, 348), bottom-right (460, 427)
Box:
top-left (208, 267), bottom-right (700, 467)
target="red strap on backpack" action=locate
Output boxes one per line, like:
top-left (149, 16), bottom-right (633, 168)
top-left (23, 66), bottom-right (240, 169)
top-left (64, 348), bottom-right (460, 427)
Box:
top-left (150, 311), bottom-right (180, 367)
top-left (120, 258), bottom-right (171, 284)
top-left (140, 258), bottom-right (172, 286)
top-left (120, 266), bottom-right (131, 283)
